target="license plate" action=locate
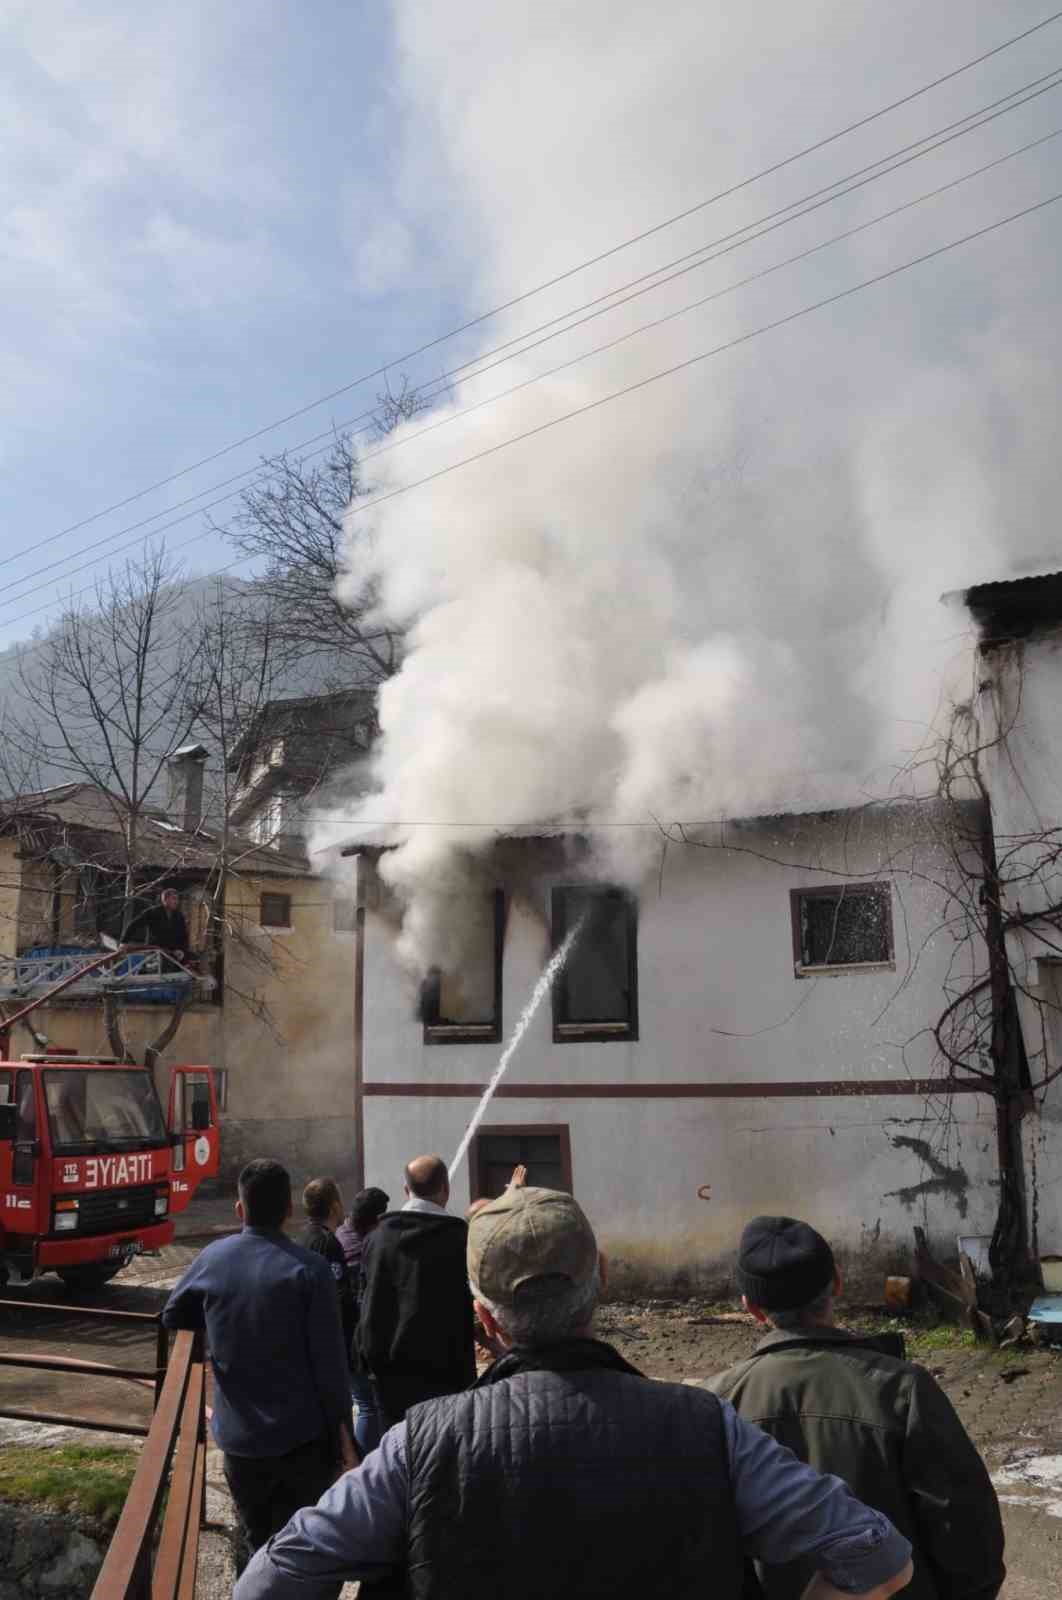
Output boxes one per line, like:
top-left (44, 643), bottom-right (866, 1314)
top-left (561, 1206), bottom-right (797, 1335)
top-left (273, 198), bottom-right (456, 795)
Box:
top-left (108, 1239), bottom-right (143, 1262)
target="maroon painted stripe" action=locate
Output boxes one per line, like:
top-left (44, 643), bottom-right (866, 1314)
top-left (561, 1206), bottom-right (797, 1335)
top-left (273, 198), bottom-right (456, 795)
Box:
top-left (363, 1078), bottom-right (989, 1099)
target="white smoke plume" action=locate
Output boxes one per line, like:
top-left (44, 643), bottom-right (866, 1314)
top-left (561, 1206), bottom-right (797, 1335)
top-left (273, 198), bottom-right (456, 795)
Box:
top-left (323, 1), bottom-right (1062, 978)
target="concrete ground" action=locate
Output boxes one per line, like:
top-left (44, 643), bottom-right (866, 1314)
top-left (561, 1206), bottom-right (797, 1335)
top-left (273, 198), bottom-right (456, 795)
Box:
top-left (2, 1195), bottom-right (1060, 1598)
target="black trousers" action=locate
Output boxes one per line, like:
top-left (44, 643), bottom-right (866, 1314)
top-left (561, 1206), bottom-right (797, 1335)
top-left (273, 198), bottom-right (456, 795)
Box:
top-left (223, 1435), bottom-right (335, 1573)
top-left (373, 1374), bottom-right (464, 1428)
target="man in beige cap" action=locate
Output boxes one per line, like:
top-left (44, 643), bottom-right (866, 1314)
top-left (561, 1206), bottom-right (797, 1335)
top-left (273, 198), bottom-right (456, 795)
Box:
top-left (236, 1187), bottom-right (913, 1600)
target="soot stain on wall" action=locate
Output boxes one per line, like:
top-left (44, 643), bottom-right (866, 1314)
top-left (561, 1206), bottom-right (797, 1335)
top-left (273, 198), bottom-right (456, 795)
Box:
top-left (883, 1133), bottom-right (971, 1218)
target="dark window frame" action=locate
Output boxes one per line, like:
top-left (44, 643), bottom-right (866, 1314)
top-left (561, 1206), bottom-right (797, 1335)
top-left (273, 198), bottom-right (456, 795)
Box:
top-left (422, 889), bottom-right (505, 1045)
top-left (789, 882), bottom-right (894, 976)
top-left (259, 891), bottom-right (292, 929)
top-left (468, 1123), bottom-right (573, 1202)
top-left (551, 885), bottom-right (638, 1043)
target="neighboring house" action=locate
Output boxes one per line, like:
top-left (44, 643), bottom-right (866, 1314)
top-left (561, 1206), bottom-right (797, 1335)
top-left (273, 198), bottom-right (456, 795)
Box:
top-left (348, 801), bottom-right (1010, 1290)
top-left (229, 688), bottom-right (375, 851)
top-left (0, 747), bottom-right (361, 1188)
top-left (960, 569), bottom-right (1062, 1262)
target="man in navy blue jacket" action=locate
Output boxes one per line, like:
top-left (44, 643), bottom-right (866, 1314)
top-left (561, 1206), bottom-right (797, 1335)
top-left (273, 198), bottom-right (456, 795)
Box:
top-left (162, 1159), bottom-right (355, 1570)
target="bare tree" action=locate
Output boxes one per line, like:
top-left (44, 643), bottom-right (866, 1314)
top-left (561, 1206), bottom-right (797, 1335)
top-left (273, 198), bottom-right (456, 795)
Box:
top-left (8, 547), bottom-right (209, 921)
top-left (0, 551), bottom-right (299, 1067)
top-left (224, 381), bottom-right (430, 690)
top-left (926, 689), bottom-right (1062, 1305)
top-left (189, 578), bottom-right (293, 1033)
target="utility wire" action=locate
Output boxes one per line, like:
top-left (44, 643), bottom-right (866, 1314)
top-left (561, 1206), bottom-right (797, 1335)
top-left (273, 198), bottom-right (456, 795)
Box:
top-left (13, 7), bottom-right (1062, 568)
top-left (4, 183), bottom-right (1059, 646)
top-left (331, 190), bottom-right (1062, 529)
top-left (3, 66), bottom-right (1060, 614)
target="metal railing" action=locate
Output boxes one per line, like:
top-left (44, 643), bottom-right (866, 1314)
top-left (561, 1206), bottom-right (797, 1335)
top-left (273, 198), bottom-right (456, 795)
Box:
top-left (0, 1298), bottom-right (169, 1434)
top-left (0, 945), bottom-right (215, 1002)
top-left (91, 1328), bottom-right (207, 1600)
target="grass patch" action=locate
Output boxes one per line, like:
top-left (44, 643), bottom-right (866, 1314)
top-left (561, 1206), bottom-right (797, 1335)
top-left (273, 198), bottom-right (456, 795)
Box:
top-left (848, 1310), bottom-right (978, 1354)
top-left (905, 1325), bottom-right (977, 1354)
top-left (0, 1444), bottom-right (137, 1525)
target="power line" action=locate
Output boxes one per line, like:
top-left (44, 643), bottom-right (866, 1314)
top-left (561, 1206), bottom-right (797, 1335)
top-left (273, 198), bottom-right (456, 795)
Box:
top-left (336, 189), bottom-right (1062, 525)
top-left (13, 7), bottom-right (1062, 568)
top-left (4, 182), bottom-right (1059, 650)
top-left (3, 66), bottom-right (1060, 615)
top-left (354, 123), bottom-right (1062, 476)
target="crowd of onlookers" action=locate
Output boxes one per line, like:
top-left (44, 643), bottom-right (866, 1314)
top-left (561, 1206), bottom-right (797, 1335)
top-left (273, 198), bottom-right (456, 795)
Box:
top-left (163, 1155), bottom-right (1006, 1600)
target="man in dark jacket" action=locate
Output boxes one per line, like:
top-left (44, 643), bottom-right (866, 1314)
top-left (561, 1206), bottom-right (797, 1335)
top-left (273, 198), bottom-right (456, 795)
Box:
top-left (301, 1178), bottom-right (357, 1372)
top-left (357, 1154), bottom-right (475, 1425)
top-left (125, 888), bottom-right (190, 966)
top-left (709, 1216), bottom-right (1005, 1600)
top-left (234, 1187), bottom-right (913, 1600)
top-left (335, 1186), bottom-right (390, 1274)
top-left (163, 1159), bottom-right (355, 1572)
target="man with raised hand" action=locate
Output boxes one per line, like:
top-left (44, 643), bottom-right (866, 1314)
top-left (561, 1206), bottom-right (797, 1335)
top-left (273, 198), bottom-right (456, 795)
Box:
top-left (356, 1153), bottom-right (475, 1426)
top-left (710, 1215), bottom-right (1004, 1600)
top-left (235, 1186), bottom-right (913, 1600)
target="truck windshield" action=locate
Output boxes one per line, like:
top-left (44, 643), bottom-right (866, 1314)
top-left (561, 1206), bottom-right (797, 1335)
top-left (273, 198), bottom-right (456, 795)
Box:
top-left (43, 1070), bottom-right (168, 1152)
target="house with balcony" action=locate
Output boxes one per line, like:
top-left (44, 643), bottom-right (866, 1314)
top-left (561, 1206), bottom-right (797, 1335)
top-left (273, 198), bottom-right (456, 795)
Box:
top-left (0, 738), bottom-right (363, 1189)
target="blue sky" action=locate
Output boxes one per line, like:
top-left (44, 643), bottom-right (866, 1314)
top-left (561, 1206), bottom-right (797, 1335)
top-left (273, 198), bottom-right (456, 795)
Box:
top-left (0, 2), bottom-right (465, 649)
top-left (3, 0), bottom-right (1061, 738)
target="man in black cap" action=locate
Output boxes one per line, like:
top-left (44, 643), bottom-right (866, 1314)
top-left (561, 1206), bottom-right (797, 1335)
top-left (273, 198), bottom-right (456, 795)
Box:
top-left (235, 1188), bottom-right (914, 1600)
top-left (710, 1216), bottom-right (1004, 1600)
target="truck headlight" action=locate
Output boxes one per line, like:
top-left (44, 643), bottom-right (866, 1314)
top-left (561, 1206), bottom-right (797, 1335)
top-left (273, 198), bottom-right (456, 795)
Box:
top-left (54, 1199), bottom-right (79, 1232)
top-left (154, 1185), bottom-right (169, 1218)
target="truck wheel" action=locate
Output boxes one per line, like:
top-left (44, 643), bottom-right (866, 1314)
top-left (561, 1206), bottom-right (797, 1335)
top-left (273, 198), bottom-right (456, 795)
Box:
top-left (57, 1263), bottom-right (123, 1292)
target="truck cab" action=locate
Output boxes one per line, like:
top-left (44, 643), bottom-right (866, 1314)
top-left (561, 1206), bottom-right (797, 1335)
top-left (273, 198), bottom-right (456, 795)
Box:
top-left (0, 1057), bottom-right (219, 1291)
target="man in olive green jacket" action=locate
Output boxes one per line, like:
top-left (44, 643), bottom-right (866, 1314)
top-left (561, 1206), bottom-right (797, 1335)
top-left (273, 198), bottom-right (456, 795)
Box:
top-left (709, 1217), bottom-right (1004, 1600)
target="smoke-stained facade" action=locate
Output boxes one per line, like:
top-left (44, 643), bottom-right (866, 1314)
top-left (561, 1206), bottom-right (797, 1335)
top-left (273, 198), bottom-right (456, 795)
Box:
top-left (355, 803), bottom-right (1018, 1291)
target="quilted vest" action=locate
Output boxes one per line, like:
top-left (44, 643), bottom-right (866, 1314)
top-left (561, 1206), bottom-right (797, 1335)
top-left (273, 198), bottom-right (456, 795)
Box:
top-left (405, 1362), bottom-right (743, 1599)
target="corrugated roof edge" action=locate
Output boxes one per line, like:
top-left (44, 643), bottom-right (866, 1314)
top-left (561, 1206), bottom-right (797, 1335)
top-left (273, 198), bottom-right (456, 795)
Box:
top-left (945, 568), bottom-right (1062, 643)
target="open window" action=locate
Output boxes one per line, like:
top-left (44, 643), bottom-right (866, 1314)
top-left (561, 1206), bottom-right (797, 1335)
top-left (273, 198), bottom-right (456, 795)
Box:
top-left (552, 886), bottom-right (638, 1042)
top-left (468, 1125), bottom-right (573, 1201)
top-left (790, 883), bottom-right (894, 976)
top-left (422, 890), bottom-right (504, 1044)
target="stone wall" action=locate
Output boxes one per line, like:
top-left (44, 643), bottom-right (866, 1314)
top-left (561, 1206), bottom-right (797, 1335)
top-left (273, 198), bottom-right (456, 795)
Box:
top-left (0, 1502), bottom-right (108, 1600)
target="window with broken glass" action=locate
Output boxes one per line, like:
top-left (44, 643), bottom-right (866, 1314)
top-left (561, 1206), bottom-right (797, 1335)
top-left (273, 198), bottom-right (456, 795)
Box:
top-left (790, 884), bottom-right (893, 974)
top-left (552, 886), bottom-right (638, 1042)
top-left (421, 890), bottom-right (504, 1044)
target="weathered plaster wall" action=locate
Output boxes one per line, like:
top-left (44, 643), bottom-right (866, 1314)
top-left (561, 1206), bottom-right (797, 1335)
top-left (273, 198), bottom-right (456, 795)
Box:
top-left (362, 808), bottom-right (1002, 1286)
top-left (16, 858), bottom-right (55, 952)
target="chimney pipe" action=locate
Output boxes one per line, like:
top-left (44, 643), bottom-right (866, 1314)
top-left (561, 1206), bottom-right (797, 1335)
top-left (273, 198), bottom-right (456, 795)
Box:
top-left (167, 744), bottom-right (208, 833)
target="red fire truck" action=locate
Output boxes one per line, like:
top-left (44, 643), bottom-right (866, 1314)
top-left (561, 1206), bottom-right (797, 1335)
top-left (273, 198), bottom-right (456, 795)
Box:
top-left (0, 951), bottom-right (220, 1291)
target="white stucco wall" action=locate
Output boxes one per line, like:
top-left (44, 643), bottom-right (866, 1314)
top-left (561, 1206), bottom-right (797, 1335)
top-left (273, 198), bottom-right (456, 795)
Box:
top-left (361, 808), bottom-right (1000, 1289)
